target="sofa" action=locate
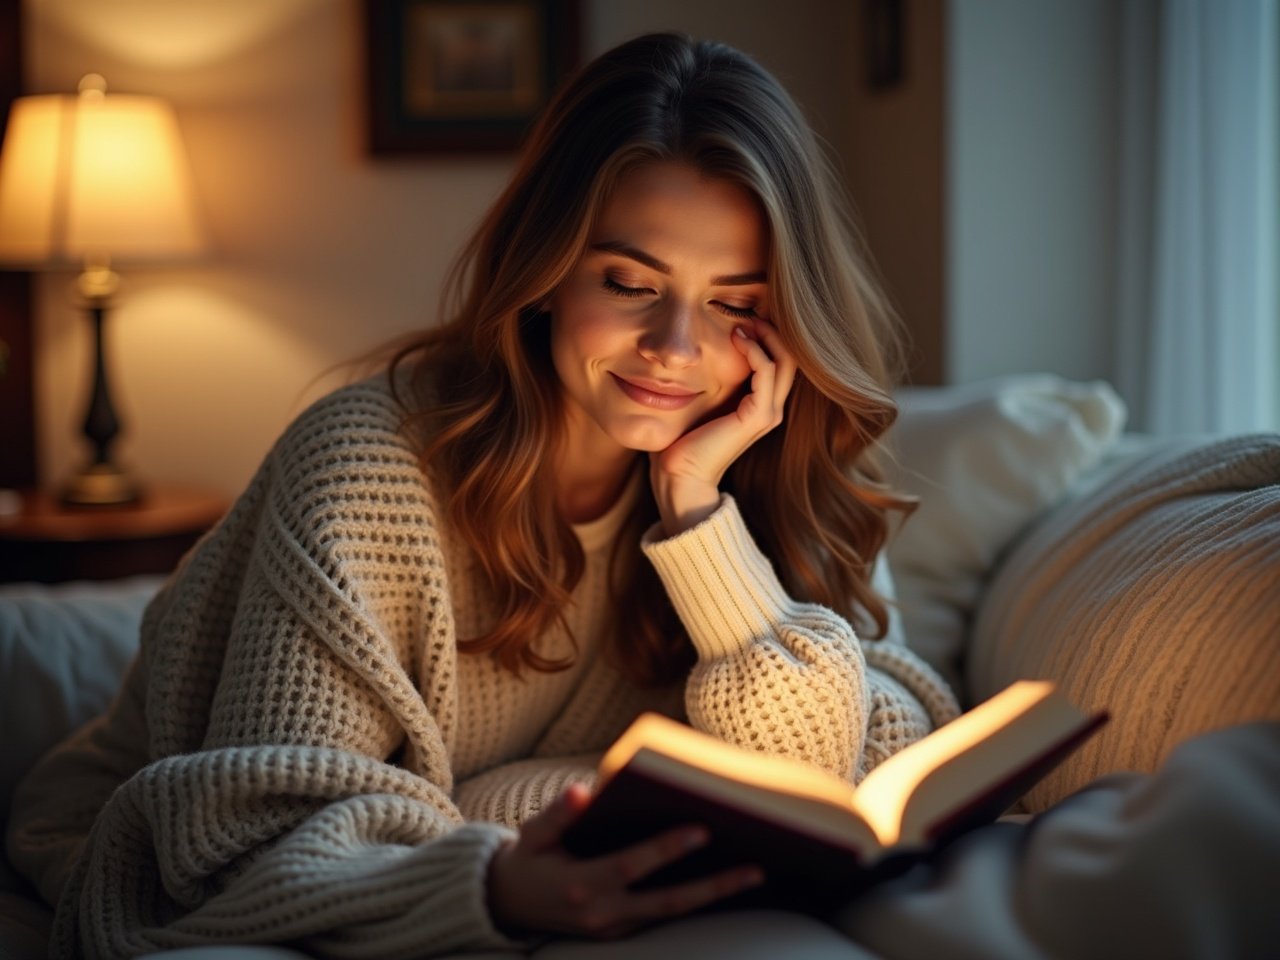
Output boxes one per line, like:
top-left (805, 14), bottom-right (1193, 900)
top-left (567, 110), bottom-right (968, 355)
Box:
top-left (2, 375), bottom-right (1277, 959)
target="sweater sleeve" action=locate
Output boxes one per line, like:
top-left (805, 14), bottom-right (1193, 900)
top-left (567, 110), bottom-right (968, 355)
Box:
top-left (641, 495), bottom-right (960, 783)
top-left (8, 380), bottom-right (526, 959)
top-left (454, 754), bottom-right (600, 825)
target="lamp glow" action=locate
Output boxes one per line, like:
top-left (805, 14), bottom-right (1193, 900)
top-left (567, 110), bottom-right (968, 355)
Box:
top-left (0, 77), bottom-right (205, 505)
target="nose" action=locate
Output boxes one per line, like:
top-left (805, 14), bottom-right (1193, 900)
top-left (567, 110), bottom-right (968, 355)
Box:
top-left (638, 300), bottom-right (700, 369)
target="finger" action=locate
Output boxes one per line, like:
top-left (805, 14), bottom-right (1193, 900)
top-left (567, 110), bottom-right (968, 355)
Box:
top-left (561, 781), bottom-right (592, 812)
top-left (628, 863), bottom-right (765, 922)
top-left (733, 328), bottom-right (780, 428)
top-left (589, 824), bottom-right (709, 888)
top-left (733, 329), bottom-right (776, 408)
top-left (749, 320), bottom-right (798, 409)
top-left (520, 783), bottom-right (593, 851)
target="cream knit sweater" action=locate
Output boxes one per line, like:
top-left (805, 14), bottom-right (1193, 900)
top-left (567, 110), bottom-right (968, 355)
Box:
top-left (7, 375), bottom-right (958, 959)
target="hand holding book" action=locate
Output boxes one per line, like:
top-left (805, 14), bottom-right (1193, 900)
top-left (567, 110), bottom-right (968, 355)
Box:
top-left (486, 781), bottom-right (765, 938)
top-left (560, 681), bottom-right (1107, 912)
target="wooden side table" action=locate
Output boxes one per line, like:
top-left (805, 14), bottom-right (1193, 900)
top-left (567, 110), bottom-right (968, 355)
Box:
top-left (0, 485), bottom-right (229, 584)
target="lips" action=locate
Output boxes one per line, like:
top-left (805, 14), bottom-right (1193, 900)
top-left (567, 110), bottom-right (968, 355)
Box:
top-left (610, 373), bottom-right (701, 410)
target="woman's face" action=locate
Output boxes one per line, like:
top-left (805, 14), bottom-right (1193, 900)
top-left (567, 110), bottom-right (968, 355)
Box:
top-left (549, 162), bottom-right (771, 456)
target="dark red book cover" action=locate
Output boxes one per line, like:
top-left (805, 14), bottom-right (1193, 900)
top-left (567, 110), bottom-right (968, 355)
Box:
top-left (560, 761), bottom-right (915, 914)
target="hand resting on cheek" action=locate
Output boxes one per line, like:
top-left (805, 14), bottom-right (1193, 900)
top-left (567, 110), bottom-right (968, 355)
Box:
top-left (650, 319), bottom-right (798, 537)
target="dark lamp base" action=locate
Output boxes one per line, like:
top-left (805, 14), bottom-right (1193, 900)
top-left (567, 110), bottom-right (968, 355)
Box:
top-left (61, 462), bottom-right (140, 506)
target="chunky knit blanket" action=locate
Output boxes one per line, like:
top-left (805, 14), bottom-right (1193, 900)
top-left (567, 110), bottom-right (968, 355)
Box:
top-left (7, 376), bottom-right (957, 958)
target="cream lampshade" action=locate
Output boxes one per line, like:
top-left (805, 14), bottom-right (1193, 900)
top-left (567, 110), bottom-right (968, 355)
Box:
top-left (0, 75), bottom-right (205, 504)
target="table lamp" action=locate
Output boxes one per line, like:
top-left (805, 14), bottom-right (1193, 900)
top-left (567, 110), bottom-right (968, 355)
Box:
top-left (0, 75), bottom-right (204, 505)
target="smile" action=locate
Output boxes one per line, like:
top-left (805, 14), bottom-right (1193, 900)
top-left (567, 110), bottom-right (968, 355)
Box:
top-left (610, 373), bottom-right (702, 410)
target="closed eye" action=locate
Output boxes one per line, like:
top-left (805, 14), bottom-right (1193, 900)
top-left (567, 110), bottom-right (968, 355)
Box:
top-left (714, 302), bottom-right (758, 320)
top-left (602, 276), bottom-right (652, 298)
top-left (604, 276), bottom-right (760, 319)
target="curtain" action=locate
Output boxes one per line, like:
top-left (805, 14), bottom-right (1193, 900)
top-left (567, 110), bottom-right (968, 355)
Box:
top-left (1116, 0), bottom-right (1279, 435)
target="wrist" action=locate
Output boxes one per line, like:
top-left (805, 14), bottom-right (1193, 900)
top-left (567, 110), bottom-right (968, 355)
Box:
top-left (485, 838), bottom-right (525, 937)
top-left (652, 472), bottom-right (721, 537)
top-left (640, 495), bottom-right (783, 659)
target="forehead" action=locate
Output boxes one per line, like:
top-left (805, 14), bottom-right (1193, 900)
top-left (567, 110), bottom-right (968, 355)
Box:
top-left (593, 163), bottom-right (768, 267)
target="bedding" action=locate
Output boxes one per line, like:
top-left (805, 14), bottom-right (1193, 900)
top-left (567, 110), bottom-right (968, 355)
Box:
top-left (834, 721), bottom-right (1280, 960)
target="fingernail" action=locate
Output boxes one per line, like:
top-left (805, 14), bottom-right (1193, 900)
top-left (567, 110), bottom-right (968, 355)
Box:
top-left (734, 326), bottom-right (749, 339)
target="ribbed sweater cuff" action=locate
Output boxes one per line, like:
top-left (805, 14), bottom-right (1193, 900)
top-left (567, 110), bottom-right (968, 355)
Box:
top-left (425, 822), bottom-right (529, 952)
top-left (641, 495), bottom-right (790, 660)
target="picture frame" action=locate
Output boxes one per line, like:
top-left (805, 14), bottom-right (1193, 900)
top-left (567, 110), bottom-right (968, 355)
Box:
top-left (364, 0), bottom-right (580, 155)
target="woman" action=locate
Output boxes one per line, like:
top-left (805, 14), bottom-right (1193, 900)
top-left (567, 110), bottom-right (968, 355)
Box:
top-left (8, 32), bottom-right (957, 957)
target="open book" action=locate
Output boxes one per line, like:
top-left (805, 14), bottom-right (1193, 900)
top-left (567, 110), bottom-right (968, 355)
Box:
top-left (562, 681), bottom-right (1107, 910)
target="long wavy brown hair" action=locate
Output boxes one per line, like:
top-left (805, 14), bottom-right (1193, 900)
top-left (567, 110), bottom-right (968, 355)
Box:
top-left (390, 32), bottom-right (915, 684)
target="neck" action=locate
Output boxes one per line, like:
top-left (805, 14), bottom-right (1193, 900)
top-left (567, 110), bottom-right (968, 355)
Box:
top-left (557, 407), bottom-right (638, 524)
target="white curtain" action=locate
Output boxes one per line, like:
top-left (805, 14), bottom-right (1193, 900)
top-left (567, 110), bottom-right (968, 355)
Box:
top-left (1116, 0), bottom-right (1279, 435)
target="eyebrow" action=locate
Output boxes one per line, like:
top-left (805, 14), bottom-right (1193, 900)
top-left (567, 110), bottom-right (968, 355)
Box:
top-left (589, 240), bottom-right (767, 286)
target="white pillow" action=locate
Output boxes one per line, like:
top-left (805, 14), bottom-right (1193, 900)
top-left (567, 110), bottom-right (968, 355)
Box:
top-left (886, 375), bottom-right (1127, 698)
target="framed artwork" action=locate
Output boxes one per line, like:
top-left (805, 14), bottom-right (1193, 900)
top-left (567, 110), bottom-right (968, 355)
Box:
top-left (364, 0), bottom-right (580, 155)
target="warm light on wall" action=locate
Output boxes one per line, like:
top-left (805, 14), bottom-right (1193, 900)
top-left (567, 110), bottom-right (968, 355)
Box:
top-left (36, 0), bottom-right (316, 71)
top-left (0, 75), bottom-right (205, 504)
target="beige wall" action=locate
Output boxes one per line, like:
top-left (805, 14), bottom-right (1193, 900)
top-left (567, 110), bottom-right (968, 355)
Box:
top-left (845, 1), bottom-right (945, 385)
top-left (25, 0), bottom-right (862, 500)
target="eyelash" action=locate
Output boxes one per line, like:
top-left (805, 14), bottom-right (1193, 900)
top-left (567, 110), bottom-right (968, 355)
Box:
top-left (601, 276), bottom-right (759, 319)
top-left (602, 276), bottom-right (648, 299)
top-left (717, 302), bottom-right (759, 320)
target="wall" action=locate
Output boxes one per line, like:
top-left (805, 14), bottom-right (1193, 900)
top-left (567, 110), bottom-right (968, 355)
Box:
top-left (946, 0), bottom-right (1120, 385)
top-left (25, 0), bottom-right (858, 499)
top-left (24, 0), bottom-right (1129, 500)
top-left (844, 1), bottom-right (946, 385)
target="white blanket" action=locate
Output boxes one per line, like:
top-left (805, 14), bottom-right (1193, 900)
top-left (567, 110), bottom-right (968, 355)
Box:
top-left (835, 721), bottom-right (1280, 960)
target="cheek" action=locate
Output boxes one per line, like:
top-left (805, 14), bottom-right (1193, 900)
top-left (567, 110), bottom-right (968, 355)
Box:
top-left (713, 335), bottom-right (753, 392)
top-left (551, 291), bottom-right (630, 364)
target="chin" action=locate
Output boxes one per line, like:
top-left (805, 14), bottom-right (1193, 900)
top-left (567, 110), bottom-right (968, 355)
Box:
top-left (607, 417), bottom-right (688, 453)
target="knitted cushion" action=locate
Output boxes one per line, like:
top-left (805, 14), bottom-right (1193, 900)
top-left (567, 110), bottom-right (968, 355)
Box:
top-left (967, 434), bottom-right (1280, 813)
